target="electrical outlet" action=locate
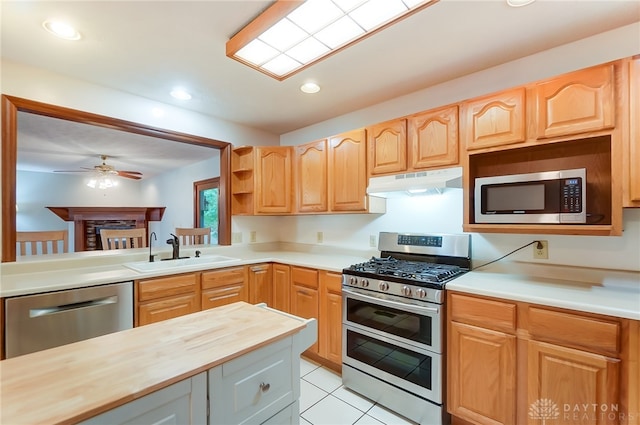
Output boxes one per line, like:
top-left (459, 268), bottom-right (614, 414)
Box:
top-left (533, 240), bottom-right (549, 259)
top-left (232, 232), bottom-right (242, 244)
top-left (317, 231), bottom-right (324, 244)
top-left (250, 231), bottom-right (257, 243)
top-left (369, 234), bottom-right (377, 248)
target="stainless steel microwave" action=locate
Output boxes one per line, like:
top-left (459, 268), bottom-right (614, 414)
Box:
top-left (475, 168), bottom-right (586, 224)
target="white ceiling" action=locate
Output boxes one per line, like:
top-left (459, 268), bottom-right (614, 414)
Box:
top-left (3, 0), bottom-right (639, 177)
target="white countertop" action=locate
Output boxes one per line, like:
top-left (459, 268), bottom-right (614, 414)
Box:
top-left (0, 242), bottom-right (372, 298)
top-left (1, 244), bottom-right (638, 320)
top-left (447, 261), bottom-right (640, 320)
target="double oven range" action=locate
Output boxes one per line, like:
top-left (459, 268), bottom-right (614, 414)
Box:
top-left (342, 232), bottom-right (471, 425)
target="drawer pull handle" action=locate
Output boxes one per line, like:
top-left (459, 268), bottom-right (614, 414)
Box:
top-left (259, 382), bottom-right (270, 393)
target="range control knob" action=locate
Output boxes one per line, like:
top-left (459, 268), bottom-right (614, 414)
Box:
top-left (379, 282), bottom-right (389, 291)
top-left (416, 288), bottom-right (427, 299)
top-left (349, 277), bottom-right (357, 286)
top-left (402, 286), bottom-right (412, 297)
top-left (361, 279), bottom-right (369, 288)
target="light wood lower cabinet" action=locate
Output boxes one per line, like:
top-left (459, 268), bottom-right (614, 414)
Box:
top-left (201, 266), bottom-right (247, 310)
top-left (448, 291), bottom-right (636, 425)
top-left (290, 266), bottom-right (319, 354)
top-left (319, 270), bottom-right (342, 366)
top-left (136, 273), bottom-right (200, 326)
top-left (249, 263), bottom-right (273, 306)
top-left (272, 263), bottom-right (291, 312)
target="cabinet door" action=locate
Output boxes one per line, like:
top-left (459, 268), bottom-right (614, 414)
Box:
top-left (272, 263), bottom-right (291, 313)
top-left (291, 285), bottom-right (319, 354)
top-left (201, 266), bottom-right (247, 310)
top-left (628, 58), bottom-right (640, 204)
top-left (448, 321), bottom-right (516, 425)
top-left (295, 140), bottom-right (328, 213)
top-left (535, 64), bottom-right (615, 139)
top-left (256, 147), bottom-right (292, 214)
top-left (319, 271), bottom-right (342, 365)
top-left (527, 340), bottom-right (620, 425)
top-left (328, 129), bottom-right (368, 211)
top-left (367, 118), bottom-right (407, 175)
top-left (249, 264), bottom-right (273, 306)
top-left (138, 293), bottom-right (200, 326)
top-left (461, 88), bottom-right (526, 151)
top-left (408, 105), bottom-right (459, 169)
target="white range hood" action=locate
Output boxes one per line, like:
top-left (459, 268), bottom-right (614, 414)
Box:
top-left (366, 166), bottom-right (463, 198)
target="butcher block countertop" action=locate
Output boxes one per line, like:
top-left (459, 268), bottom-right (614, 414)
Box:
top-left (0, 302), bottom-right (309, 425)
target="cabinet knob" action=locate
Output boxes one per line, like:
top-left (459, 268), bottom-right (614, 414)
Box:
top-left (259, 382), bottom-right (270, 393)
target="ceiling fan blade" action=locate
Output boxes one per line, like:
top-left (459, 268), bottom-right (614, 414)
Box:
top-left (117, 170), bottom-right (143, 175)
top-left (117, 171), bottom-right (142, 180)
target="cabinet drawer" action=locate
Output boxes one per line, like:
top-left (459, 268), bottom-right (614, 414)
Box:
top-left (528, 306), bottom-right (620, 356)
top-left (291, 267), bottom-right (318, 289)
top-left (209, 337), bottom-right (294, 425)
top-left (201, 266), bottom-right (245, 290)
top-left (449, 293), bottom-right (516, 333)
top-left (137, 274), bottom-right (198, 301)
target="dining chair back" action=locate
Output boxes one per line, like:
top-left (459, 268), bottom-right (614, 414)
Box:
top-left (101, 228), bottom-right (147, 250)
top-left (16, 230), bottom-right (69, 255)
top-left (175, 227), bottom-right (211, 245)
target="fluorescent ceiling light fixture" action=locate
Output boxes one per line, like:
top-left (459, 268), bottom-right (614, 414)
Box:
top-left (170, 88), bottom-right (192, 100)
top-left (42, 20), bottom-right (81, 40)
top-left (226, 0), bottom-right (438, 80)
top-left (300, 82), bottom-right (321, 93)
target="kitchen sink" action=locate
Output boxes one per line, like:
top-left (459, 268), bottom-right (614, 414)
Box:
top-left (124, 255), bottom-right (241, 273)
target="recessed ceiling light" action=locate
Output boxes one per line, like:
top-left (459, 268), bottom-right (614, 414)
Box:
top-left (170, 88), bottom-right (192, 100)
top-left (42, 20), bottom-right (81, 40)
top-left (507, 0), bottom-right (535, 7)
top-left (300, 82), bottom-right (321, 94)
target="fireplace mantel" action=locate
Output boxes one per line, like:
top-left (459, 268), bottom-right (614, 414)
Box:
top-left (46, 207), bottom-right (166, 251)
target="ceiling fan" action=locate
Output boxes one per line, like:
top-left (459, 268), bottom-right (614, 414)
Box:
top-left (54, 155), bottom-right (143, 180)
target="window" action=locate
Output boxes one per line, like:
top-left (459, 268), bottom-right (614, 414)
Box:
top-left (194, 178), bottom-right (219, 244)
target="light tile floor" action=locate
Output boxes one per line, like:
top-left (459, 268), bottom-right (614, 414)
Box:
top-left (299, 357), bottom-right (418, 425)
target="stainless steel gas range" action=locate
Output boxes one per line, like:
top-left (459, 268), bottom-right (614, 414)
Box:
top-left (342, 232), bottom-right (471, 425)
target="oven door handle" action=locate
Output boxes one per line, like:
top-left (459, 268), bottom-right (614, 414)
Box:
top-left (342, 287), bottom-right (440, 315)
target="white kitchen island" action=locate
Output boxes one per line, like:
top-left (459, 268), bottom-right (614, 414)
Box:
top-left (0, 302), bottom-right (316, 425)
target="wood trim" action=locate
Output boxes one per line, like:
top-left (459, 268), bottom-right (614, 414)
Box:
top-left (1, 95), bottom-right (232, 262)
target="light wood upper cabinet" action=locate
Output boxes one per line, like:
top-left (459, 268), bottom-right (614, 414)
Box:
top-left (534, 64), bottom-right (615, 140)
top-left (408, 105), bottom-right (459, 169)
top-left (461, 88), bottom-right (526, 151)
top-left (295, 140), bottom-right (328, 213)
top-left (255, 147), bottom-right (292, 214)
top-left (367, 119), bottom-right (407, 175)
top-left (328, 129), bottom-right (368, 212)
top-left (627, 57), bottom-right (640, 205)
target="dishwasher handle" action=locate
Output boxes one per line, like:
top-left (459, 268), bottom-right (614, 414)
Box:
top-left (29, 296), bottom-right (119, 318)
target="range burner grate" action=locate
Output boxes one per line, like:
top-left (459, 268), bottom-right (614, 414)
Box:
top-left (348, 256), bottom-right (465, 284)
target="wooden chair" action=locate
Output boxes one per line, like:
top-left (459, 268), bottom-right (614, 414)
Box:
top-left (175, 227), bottom-right (211, 245)
top-left (16, 230), bottom-right (69, 256)
top-left (101, 228), bottom-right (147, 250)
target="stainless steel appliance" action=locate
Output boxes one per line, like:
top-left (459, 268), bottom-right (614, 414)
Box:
top-left (342, 232), bottom-right (471, 425)
top-left (5, 282), bottom-right (133, 358)
top-left (475, 168), bottom-right (586, 224)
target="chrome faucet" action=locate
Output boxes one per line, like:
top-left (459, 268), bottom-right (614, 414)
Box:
top-left (166, 233), bottom-right (180, 260)
top-left (148, 231), bottom-right (157, 262)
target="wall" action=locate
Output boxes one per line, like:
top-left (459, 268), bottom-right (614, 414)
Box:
top-left (276, 23), bottom-right (640, 272)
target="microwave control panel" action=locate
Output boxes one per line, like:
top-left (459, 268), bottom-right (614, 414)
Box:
top-left (561, 178), bottom-right (583, 213)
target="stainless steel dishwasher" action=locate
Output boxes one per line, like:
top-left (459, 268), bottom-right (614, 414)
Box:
top-left (5, 281), bottom-right (133, 358)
